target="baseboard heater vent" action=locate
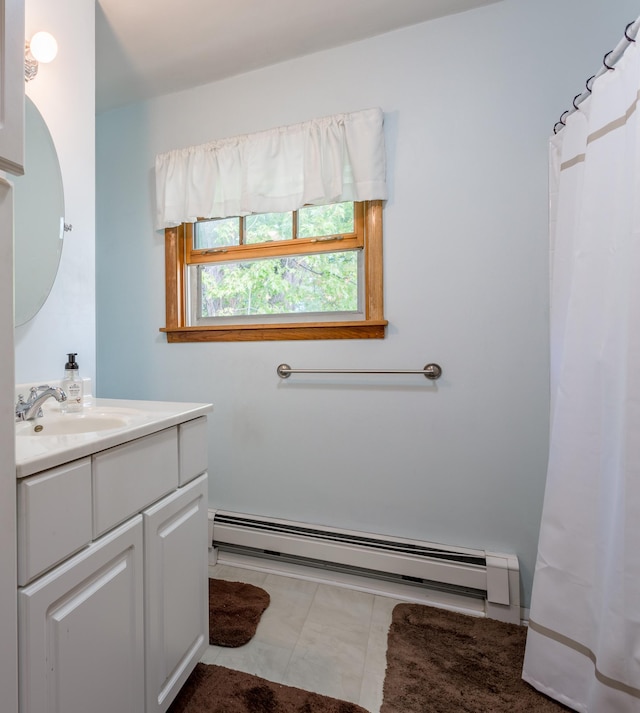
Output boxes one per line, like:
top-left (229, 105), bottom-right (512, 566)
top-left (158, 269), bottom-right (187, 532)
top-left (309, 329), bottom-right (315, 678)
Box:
top-left (211, 510), bottom-right (520, 623)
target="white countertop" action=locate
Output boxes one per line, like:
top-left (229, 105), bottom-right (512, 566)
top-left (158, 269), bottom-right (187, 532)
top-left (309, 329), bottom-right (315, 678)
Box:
top-left (16, 397), bottom-right (213, 478)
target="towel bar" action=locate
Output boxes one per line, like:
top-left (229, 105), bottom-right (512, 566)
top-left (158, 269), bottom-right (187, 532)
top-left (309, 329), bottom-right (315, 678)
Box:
top-left (276, 363), bottom-right (442, 380)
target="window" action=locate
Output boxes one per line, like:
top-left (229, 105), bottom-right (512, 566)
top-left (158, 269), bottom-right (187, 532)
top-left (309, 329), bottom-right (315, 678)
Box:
top-left (162, 200), bottom-right (386, 342)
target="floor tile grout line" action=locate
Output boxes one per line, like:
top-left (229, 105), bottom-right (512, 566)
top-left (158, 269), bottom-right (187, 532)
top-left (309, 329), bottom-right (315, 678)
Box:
top-left (265, 574), bottom-right (318, 683)
top-left (280, 579), bottom-right (321, 683)
top-left (363, 596), bottom-right (379, 705)
top-left (357, 593), bottom-right (384, 712)
top-left (293, 582), bottom-right (376, 705)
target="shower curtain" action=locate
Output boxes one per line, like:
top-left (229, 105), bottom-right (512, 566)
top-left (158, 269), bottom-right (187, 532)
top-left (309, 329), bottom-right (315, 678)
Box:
top-left (522, 30), bottom-right (640, 713)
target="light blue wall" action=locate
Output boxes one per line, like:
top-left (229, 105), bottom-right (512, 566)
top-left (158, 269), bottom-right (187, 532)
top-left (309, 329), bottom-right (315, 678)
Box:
top-left (96, 0), bottom-right (639, 606)
top-left (15, 0), bottom-right (95, 387)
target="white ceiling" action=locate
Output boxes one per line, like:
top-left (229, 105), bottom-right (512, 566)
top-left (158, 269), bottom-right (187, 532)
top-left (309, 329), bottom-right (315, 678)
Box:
top-left (96, 0), bottom-right (501, 113)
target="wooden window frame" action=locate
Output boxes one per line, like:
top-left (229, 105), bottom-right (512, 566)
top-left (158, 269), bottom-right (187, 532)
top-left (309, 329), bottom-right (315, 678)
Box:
top-left (161, 200), bottom-right (387, 342)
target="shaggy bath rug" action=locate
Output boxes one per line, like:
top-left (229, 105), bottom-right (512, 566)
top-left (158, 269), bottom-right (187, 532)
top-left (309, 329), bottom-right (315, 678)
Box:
top-left (381, 603), bottom-right (569, 712)
top-left (167, 663), bottom-right (369, 713)
top-left (209, 579), bottom-right (270, 647)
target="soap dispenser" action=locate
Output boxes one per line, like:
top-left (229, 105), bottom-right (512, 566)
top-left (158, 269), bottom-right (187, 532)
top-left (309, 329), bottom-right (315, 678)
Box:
top-left (61, 353), bottom-right (83, 413)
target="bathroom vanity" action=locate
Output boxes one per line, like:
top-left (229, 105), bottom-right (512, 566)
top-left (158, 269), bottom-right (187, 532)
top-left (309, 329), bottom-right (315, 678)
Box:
top-left (15, 397), bottom-right (212, 713)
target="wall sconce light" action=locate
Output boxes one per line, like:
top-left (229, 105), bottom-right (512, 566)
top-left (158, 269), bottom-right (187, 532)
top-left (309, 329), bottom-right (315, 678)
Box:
top-left (25, 31), bottom-right (58, 82)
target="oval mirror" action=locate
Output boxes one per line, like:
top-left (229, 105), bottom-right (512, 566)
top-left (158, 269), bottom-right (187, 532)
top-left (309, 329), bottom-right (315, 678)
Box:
top-left (14, 97), bottom-right (65, 326)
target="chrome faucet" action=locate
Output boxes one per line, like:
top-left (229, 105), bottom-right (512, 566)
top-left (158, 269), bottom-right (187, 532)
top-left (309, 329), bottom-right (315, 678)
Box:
top-left (15, 385), bottom-right (67, 421)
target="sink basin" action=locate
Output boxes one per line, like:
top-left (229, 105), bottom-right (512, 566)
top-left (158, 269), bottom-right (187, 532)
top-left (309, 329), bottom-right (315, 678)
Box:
top-left (16, 411), bottom-right (133, 436)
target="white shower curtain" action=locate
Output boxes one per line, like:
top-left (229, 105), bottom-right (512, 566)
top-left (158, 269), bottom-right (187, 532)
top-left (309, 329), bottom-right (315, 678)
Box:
top-left (522, 32), bottom-right (640, 713)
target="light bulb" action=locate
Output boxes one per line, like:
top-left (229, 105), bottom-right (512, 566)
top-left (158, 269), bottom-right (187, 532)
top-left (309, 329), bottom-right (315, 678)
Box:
top-left (29, 32), bottom-right (58, 64)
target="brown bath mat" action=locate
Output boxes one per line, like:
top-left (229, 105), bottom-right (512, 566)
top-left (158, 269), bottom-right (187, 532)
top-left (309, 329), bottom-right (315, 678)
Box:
top-left (381, 603), bottom-right (569, 712)
top-left (168, 663), bottom-right (368, 713)
top-left (209, 579), bottom-right (270, 647)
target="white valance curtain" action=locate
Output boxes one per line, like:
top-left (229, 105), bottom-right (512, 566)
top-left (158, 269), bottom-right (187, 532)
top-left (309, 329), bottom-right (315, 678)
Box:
top-left (155, 107), bottom-right (387, 229)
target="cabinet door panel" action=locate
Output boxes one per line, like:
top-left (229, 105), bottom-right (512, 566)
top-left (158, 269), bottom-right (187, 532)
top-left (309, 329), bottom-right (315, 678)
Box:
top-left (19, 517), bottom-right (144, 713)
top-left (144, 474), bottom-right (208, 713)
top-left (0, 0), bottom-right (25, 174)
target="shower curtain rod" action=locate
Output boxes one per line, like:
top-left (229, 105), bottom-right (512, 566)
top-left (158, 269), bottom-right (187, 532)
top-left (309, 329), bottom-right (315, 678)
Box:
top-left (554, 17), bottom-right (640, 133)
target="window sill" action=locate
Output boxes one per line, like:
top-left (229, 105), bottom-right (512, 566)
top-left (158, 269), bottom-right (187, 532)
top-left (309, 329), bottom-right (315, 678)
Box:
top-left (160, 320), bottom-right (388, 342)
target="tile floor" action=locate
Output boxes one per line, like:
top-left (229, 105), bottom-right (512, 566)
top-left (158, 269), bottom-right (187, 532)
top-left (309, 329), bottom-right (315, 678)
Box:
top-left (203, 554), bottom-right (484, 712)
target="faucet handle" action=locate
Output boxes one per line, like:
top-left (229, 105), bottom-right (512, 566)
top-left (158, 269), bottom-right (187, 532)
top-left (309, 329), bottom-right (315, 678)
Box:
top-left (28, 384), bottom-right (52, 399)
top-left (15, 393), bottom-right (29, 420)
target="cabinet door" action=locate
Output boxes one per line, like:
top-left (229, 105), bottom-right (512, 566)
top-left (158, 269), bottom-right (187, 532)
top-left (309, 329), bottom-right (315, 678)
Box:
top-left (144, 473), bottom-right (208, 713)
top-left (19, 517), bottom-right (144, 713)
top-left (0, 0), bottom-right (25, 175)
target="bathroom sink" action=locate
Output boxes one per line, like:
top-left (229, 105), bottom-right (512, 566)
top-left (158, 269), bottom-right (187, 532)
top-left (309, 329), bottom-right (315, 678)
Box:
top-left (16, 410), bottom-right (134, 436)
top-left (15, 396), bottom-right (213, 478)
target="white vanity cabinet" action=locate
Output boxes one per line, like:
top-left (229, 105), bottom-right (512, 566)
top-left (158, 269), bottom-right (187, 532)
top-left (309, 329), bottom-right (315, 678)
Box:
top-left (17, 414), bottom-right (210, 713)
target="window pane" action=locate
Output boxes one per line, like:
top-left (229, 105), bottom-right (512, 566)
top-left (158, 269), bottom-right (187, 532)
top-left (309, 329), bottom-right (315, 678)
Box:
top-left (197, 251), bottom-right (359, 318)
top-left (245, 211), bottom-right (293, 244)
top-left (298, 202), bottom-right (354, 238)
top-left (194, 218), bottom-right (239, 249)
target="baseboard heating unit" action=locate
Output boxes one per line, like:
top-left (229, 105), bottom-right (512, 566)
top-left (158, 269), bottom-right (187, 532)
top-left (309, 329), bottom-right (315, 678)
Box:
top-left (210, 510), bottom-right (520, 624)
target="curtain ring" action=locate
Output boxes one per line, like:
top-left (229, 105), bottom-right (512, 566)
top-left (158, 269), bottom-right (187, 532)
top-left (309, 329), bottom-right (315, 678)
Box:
top-left (603, 50), bottom-right (615, 70)
top-left (553, 121), bottom-right (564, 134)
top-left (572, 94), bottom-right (582, 110)
top-left (560, 110), bottom-right (570, 126)
top-left (625, 21), bottom-right (636, 42)
top-left (586, 75), bottom-right (596, 93)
